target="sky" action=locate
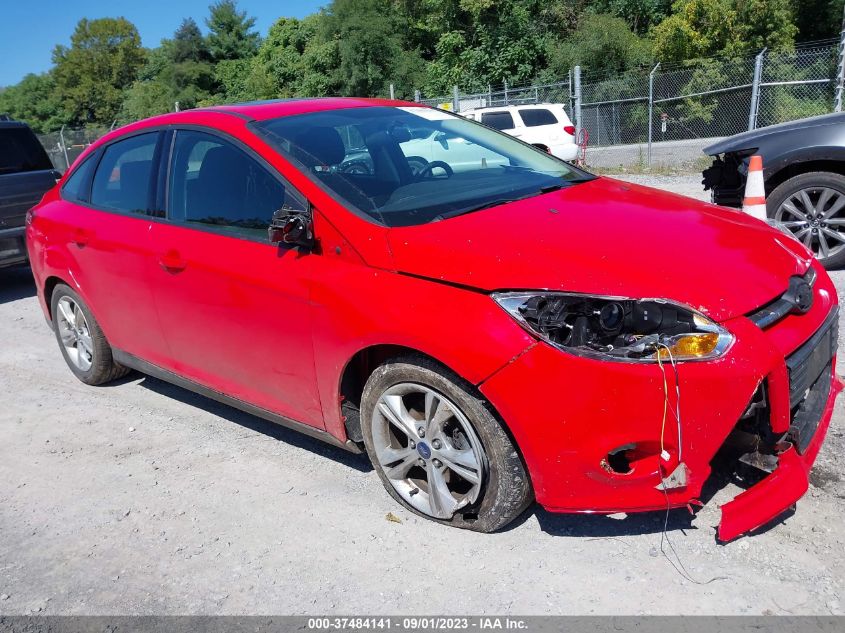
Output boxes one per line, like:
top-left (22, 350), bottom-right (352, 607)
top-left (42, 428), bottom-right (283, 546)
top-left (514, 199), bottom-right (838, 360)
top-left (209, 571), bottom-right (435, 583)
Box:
top-left (0, 0), bottom-right (326, 87)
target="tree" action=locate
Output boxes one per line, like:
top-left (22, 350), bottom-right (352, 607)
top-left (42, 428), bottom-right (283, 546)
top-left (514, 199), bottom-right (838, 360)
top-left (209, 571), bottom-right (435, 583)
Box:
top-left (52, 17), bottom-right (146, 126)
top-left (591, 0), bottom-right (673, 33)
top-left (321, 0), bottom-right (424, 97)
top-left (794, 0), bottom-right (844, 42)
top-left (650, 0), bottom-right (797, 62)
top-left (172, 18), bottom-right (211, 64)
top-left (244, 16), bottom-right (321, 99)
top-left (206, 0), bottom-right (260, 61)
top-left (0, 72), bottom-right (67, 133)
top-left (413, 0), bottom-right (552, 93)
top-left (546, 13), bottom-right (652, 78)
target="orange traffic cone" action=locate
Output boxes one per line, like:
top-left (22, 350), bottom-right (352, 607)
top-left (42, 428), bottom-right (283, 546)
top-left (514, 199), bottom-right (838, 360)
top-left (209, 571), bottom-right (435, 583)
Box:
top-left (742, 155), bottom-right (767, 222)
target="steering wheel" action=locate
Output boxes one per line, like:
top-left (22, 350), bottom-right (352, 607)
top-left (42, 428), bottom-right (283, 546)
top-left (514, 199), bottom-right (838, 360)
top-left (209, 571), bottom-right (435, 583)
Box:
top-left (415, 160), bottom-right (454, 180)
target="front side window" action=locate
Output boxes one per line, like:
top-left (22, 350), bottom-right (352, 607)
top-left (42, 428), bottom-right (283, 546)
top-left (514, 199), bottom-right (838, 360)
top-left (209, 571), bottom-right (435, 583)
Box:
top-left (519, 108), bottom-right (559, 127)
top-left (90, 133), bottom-right (159, 214)
top-left (255, 106), bottom-right (592, 227)
top-left (480, 111), bottom-right (515, 131)
top-left (168, 130), bottom-right (303, 240)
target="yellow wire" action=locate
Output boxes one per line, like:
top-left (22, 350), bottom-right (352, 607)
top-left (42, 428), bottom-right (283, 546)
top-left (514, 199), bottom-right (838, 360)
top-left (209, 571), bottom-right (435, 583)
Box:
top-left (657, 349), bottom-right (669, 463)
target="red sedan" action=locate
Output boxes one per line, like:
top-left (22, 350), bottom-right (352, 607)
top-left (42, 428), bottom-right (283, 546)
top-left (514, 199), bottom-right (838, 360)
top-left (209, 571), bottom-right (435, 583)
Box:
top-left (26, 98), bottom-right (841, 539)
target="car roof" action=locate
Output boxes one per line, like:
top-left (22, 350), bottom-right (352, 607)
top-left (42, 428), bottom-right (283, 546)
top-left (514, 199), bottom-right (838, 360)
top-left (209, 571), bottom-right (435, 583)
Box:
top-left (192, 97), bottom-right (416, 122)
top-left (463, 103), bottom-right (566, 113)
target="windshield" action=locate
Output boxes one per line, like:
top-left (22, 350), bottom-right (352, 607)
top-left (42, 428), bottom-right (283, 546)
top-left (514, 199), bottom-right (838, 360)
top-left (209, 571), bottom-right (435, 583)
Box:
top-left (254, 106), bottom-right (593, 227)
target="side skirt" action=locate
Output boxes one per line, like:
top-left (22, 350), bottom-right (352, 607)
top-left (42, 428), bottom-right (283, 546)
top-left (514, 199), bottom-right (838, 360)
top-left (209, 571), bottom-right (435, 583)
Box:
top-left (112, 349), bottom-right (362, 454)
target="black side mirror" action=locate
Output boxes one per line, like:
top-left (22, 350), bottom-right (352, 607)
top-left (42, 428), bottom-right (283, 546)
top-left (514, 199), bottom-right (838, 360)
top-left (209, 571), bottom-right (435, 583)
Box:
top-left (268, 207), bottom-right (314, 249)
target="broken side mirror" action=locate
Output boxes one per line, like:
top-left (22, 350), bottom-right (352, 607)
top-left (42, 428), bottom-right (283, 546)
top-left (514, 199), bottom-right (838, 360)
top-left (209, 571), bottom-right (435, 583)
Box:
top-left (268, 207), bottom-right (314, 250)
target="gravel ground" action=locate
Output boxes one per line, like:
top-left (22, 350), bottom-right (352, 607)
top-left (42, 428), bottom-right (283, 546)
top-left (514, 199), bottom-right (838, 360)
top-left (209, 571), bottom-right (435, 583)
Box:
top-left (1, 176), bottom-right (844, 615)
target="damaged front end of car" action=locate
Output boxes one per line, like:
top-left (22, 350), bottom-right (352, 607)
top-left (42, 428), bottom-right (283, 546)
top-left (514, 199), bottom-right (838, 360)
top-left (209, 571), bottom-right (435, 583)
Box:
top-left (479, 264), bottom-right (842, 542)
top-left (702, 149), bottom-right (757, 207)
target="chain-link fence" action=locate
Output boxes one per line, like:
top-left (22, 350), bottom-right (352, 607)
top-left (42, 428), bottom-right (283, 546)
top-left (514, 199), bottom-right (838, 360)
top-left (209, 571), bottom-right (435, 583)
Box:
top-left (33, 41), bottom-right (843, 175)
top-left (36, 126), bottom-right (112, 173)
top-left (415, 40), bottom-right (843, 173)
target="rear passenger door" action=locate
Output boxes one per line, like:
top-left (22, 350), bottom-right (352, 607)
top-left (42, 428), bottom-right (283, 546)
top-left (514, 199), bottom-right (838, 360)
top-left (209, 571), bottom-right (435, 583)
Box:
top-left (54, 131), bottom-right (169, 365)
top-left (148, 129), bottom-right (323, 428)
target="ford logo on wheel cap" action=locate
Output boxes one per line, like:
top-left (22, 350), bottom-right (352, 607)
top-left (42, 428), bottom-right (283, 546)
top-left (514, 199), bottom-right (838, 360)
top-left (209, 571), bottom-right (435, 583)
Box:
top-left (416, 442), bottom-right (432, 460)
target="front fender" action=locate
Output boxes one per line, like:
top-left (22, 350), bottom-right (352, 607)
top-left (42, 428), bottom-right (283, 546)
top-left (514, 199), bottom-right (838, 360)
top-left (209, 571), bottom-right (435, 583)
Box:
top-left (307, 257), bottom-right (535, 441)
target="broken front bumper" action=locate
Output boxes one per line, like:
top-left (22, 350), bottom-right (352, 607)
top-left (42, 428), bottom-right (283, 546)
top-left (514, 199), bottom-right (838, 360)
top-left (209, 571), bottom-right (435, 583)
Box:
top-left (479, 262), bottom-right (840, 539)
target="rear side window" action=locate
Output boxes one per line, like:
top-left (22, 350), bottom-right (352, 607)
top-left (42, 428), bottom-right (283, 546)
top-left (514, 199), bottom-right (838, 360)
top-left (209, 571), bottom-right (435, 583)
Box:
top-left (481, 111), bottom-right (515, 131)
top-left (61, 155), bottom-right (97, 203)
top-left (168, 130), bottom-right (304, 241)
top-left (519, 108), bottom-right (559, 127)
top-left (0, 126), bottom-right (53, 174)
top-left (91, 133), bottom-right (159, 214)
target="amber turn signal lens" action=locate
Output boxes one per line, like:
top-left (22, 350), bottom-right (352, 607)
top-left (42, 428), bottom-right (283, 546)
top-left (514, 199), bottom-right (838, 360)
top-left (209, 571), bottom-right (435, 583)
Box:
top-left (655, 333), bottom-right (721, 359)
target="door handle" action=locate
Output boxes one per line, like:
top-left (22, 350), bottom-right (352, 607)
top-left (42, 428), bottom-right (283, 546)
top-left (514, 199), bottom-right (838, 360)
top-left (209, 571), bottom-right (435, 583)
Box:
top-left (73, 228), bottom-right (91, 248)
top-left (158, 250), bottom-right (187, 273)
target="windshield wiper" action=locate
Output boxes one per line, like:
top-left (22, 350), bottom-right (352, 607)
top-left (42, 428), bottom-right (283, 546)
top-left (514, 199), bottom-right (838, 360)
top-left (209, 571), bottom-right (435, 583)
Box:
top-left (433, 197), bottom-right (525, 222)
top-left (432, 184), bottom-right (567, 222)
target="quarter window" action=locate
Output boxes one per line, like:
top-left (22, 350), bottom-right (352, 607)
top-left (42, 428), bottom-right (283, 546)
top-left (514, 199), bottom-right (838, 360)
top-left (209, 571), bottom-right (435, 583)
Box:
top-left (168, 130), bottom-right (303, 240)
top-left (90, 133), bottom-right (159, 214)
top-left (480, 111), bottom-right (515, 131)
top-left (519, 108), bottom-right (559, 127)
top-left (62, 155), bottom-right (96, 203)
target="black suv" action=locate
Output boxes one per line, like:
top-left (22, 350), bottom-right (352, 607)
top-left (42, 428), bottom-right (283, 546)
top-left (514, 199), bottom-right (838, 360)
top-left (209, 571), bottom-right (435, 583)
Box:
top-left (1, 116), bottom-right (60, 268)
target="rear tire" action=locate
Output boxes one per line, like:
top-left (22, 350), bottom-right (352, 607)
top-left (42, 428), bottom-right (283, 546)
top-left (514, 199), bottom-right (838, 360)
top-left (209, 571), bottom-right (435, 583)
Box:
top-left (50, 283), bottom-right (129, 386)
top-left (360, 355), bottom-right (533, 532)
top-left (768, 171), bottom-right (845, 269)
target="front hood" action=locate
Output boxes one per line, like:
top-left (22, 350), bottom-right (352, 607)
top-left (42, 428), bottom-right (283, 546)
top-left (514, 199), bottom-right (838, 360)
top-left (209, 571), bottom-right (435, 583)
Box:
top-left (704, 112), bottom-right (845, 155)
top-left (387, 177), bottom-right (812, 322)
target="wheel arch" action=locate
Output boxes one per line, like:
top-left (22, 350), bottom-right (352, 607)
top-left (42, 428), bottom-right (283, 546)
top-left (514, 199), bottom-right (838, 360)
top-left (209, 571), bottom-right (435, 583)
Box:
top-left (336, 343), bottom-right (533, 487)
top-left (338, 344), bottom-right (443, 441)
top-left (764, 154), bottom-right (845, 195)
top-left (43, 274), bottom-right (73, 321)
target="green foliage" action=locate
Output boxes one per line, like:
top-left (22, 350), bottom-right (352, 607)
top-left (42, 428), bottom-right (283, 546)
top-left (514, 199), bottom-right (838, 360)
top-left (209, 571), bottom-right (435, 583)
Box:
top-left (795, 0), bottom-right (844, 42)
top-left (322, 0), bottom-right (424, 97)
top-left (0, 0), bottom-right (834, 133)
top-left (206, 0), bottom-right (261, 61)
top-left (591, 0), bottom-right (673, 33)
top-left (52, 17), bottom-right (146, 125)
top-left (651, 0), bottom-right (798, 62)
top-left (546, 13), bottom-right (653, 78)
top-left (0, 73), bottom-right (67, 133)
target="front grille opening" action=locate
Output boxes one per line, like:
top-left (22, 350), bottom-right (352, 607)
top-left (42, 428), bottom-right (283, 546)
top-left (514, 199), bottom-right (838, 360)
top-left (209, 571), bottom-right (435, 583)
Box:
top-left (704, 383), bottom-right (780, 499)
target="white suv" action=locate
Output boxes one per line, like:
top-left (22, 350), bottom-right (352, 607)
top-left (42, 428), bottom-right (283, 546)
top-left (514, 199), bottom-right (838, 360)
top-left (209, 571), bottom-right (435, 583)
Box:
top-left (462, 104), bottom-right (578, 161)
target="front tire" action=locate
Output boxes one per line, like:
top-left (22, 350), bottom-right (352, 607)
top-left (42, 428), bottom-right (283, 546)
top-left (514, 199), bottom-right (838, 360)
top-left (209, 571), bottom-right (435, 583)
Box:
top-left (50, 284), bottom-right (129, 385)
top-left (360, 356), bottom-right (533, 532)
top-left (768, 171), bottom-right (845, 269)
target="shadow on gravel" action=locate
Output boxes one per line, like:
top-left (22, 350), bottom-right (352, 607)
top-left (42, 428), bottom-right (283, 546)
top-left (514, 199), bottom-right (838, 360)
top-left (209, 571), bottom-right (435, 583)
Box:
top-left (0, 265), bottom-right (36, 303)
top-left (133, 374), bottom-right (373, 472)
top-left (530, 506), bottom-right (694, 538)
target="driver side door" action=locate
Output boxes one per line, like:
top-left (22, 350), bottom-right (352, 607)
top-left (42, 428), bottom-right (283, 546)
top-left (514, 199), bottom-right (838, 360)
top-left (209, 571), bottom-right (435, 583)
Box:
top-left (148, 129), bottom-right (324, 428)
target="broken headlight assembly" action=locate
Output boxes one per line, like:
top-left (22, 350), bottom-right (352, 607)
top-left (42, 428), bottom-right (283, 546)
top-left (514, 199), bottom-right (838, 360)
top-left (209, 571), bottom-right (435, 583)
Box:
top-left (493, 293), bottom-right (733, 362)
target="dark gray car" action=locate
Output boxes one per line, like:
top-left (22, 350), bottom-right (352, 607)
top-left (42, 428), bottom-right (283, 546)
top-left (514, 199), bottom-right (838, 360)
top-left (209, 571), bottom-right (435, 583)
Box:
top-left (0, 117), bottom-right (60, 268)
top-left (702, 112), bottom-right (845, 268)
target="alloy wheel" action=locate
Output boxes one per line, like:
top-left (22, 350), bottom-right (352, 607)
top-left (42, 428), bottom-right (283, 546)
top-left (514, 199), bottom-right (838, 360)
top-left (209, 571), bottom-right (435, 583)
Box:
top-left (774, 186), bottom-right (845, 260)
top-left (370, 383), bottom-right (486, 519)
top-left (56, 296), bottom-right (94, 372)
